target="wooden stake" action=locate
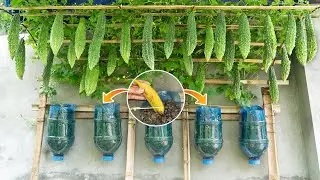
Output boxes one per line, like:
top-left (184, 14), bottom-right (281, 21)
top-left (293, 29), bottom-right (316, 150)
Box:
top-left (125, 112), bottom-right (136, 180)
top-left (30, 94), bottom-right (47, 180)
top-left (183, 104), bottom-right (191, 180)
top-left (261, 87), bottom-right (280, 180)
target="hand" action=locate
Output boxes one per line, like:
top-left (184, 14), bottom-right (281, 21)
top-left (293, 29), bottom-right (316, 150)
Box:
top-left (128, 80), bottom-right (150, 100)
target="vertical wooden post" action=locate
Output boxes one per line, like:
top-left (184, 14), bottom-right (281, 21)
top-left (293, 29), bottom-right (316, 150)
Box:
top-left (183, 105), bottom-right (191, 180)
top-left (261, 87), bottom-right (280, 180)
top-left (30, 94), bottom-right (47, 180)
top-left (125, 112), bottom-right (136, 180)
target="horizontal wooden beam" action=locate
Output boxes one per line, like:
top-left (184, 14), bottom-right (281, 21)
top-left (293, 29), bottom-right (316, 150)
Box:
top-left (4, 5), bottom-right (319, 11)
top-left (205, 79), bottom-right (289, 85)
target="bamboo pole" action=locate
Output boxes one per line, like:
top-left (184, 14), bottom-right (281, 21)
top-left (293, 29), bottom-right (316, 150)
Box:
top-left (205, 79), bottom-right (289, 85)
top-left (182, 104), bottom-right (191, 180)
top-left (261, 87), bottom-right (280, 180)
top-left (4, 5), bottom-right (320, 11)
top-left (125, 112), bottom-right (136, 180)
top-left (30, 94), bottom-right (47, 180)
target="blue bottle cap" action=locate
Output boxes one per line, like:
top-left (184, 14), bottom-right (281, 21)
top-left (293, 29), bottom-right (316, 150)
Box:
top-left (248, 157), bottom-right (260, 165)
top-left (153, 156), bottom-right (164, 164)
top-left (202, 158), bottom-right (214, 165)
top-left (102, 154), bottom-right (114, 161)
top-left (52, 155), bottom-right (64, 161)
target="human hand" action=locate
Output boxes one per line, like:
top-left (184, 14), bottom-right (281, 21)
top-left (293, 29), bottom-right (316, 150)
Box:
top-left (128, 80), bottom-right (150, 100)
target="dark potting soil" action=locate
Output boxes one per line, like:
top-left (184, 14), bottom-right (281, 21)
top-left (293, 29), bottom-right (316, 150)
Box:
top-left (141, 101), bottom-right (181, 125)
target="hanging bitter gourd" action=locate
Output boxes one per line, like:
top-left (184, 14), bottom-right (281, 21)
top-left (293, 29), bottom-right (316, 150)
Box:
top-left (305, 14), bottom-right (317, 62)
top-left (182, 42), bottom-right (193, 76)
top-left (42, 48), bottom-right (54, 88)
top-left (281, 46), bottom-right (291, 81)
top-left (8, 14), bottom-right (20, 60)
top-left (79, 71), bottom-right (85, 94)
top-left (195, 64), bottom-right (206, 93)
top-left (85, 65), bottom-right (100, 96)
top-left (232, 64), bottom-right (241, 101)
top-left (50, 14), bottom-right (64, 56)
top-left (164, 18), bottom-right (175, 59)
top-left (75, 18), bottom-right (86, 60)
top-left (37, 20), bottom-right (49, 64)
top-left (142, 15), bottom-right (155, 70)
top-left (284, 13), bottom-right (296, 56)
top-left (238, 13), bottom-right (251, 59)
top-left (204, 24), bottom-right (214, 61)
top-left (224, 31), bottom-right (235, 72)
top-left (269, 66), bottom-right (279, 104)
top-left (186, 11), bottom-right (197, 56)
top-left (295, 17), bottom-right (307, 66)
top-left (67, 38), bottom-right (76, 68)
top-left (14, 39), bottom-right (25, 80)
top-left (120, 21), bottom-right (131, 64)
top-left (107, 46), bottom-right (118, 76)
top-left (214, 11), bottom-right (226, 61)
top-left (263, 15), bottom-right (277, 72)
top-left (88, 11), bottom-right (106, 70)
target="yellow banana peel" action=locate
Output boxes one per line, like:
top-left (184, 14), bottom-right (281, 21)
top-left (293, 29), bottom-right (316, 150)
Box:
top-left (134, 80), bottom-right (165, 114)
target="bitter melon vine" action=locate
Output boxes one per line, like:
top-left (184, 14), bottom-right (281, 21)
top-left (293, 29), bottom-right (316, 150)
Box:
top-left (281, 46), bottom-right (291, 81)
top-left (67, 38), bottom-right (76, 68)
top-left (284, 13), bottom-right (296, 56)
top-left (85, 65), bottom-right (100, 96)
top-left (295, 17), bottom-right (307, 66)
top-left (269, 66), bottom-right (279, 104)
top-left (42, 48), bottom-right (54, 89)
top-left (75, 18), bottom-right (86, 60)
top-left (263, 15), bottom-right (277, 72)
top-left (15, 39), bottom-right (25, 80)
top-left (120, 21), bottom-right (131, 64)
top-left (214, 11), bottom-right (226, 61)
top-left (88, 11), bottom-right (106, 70)
top-left (142, 15), bottom-right (155, 70)
top-left (224, 31), bottom-right (235, 72)
top-left (37, 20), bottom-right (49, 64)
top-left (50, 14), bottom-right (64, 56)
top-left (8, 14), bottom-right (20, 60)
top-left (237, 13), bottom-right (251, 59)
top-left (164, 18), bottom-right (175, 59)
top-left (107, 46), bottom-right (118, 76)
top-left (305, 14), bottom-right (317, 62)
top-left (186, 11), bottom-right (197, 56)
top-left (204, 24), bottom-right (214, 61)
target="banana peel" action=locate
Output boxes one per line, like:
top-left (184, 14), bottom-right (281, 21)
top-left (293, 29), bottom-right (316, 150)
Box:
top-left (133, 80), bottom-right (164, 114)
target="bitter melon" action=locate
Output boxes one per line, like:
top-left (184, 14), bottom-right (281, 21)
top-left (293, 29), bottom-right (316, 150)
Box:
top-left (164, 18), bottom-right (175, 59)
top-left (195, 64), bottom-right (205, 93)
top-left (214, 11), bottom-right (226, 61)
top-left (269, 66), bottom-right (279, 104)
top-left (295, 17), bottom-right (307, 66)
top-left (42, 48), bottom-right (54, 88)
top-left (238, 13), bottom-right (251, 59)
top-left (120, 21), bottom-right (131, 64)
top-left (37, 20), bottom-right (49, 64)
top-left (305, 14), bottom-right (317, 62)
top-left (182, 42), bottom-right (193, 76)
top-left (142, 15), bottom-right (155, 70)
top-left (88, 11), bottom-right (106, 70)
top-left (204, 24), bottom-right (214, 61)
top-left (281, 46), bottom-right (291, 81)
top-left (79, 71), bottom-right (85, 94)
top-left (75, 18), bottom-right (86, 60)
top-left (186, 11), bottom-right (197, 56)
top-left (284, 13), bottom-right (296, 56)
top-left (107, 46), bottom-right (118, 76)
top-left (224, 31), bottom-right (235, 72)
top-left (263, 15), bottom-right (277, 72)
top-left (85, 65), bottom-right (100, 96)
top-left (67, 38), bottom-right (76, 68)
top-left (14, 39), bottom-right (25, 80)
top-left (233, 64), bottom-right (241, 100)
top-left (50, 14), bottom-right (64, 56)
top-left (8, 14), bottom-right (20, 60)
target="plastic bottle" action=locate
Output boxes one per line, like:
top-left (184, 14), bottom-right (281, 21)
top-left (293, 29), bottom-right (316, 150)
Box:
top-left (145, 123), bottom-right (173, 163)
top-left (46, 104), bottom-right (76, 161)
top-left (195, 106), bottom-right (223, 165)
top-left (239, 105), bottom-right (268, 165)
top-left (94, 103), bottom-right (122, 161)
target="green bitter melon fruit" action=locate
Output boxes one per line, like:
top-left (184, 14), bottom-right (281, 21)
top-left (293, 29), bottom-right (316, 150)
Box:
top-left (195, 64), bottom-right (205, 93)
top-left (37, 20), bottom-right (49, 64)
top-left (263, 15), bottom-right (277, 72)
top-left (142, 15), bottom-right (155, 70)
top-left (42, 48), bottom-right (54, 88)
top-left (233, 64), bottom-right (241, 101)
top-left (120, 21), bottom-right (131, 64)
top-left (305, 14), bottom-right (317, 62)
top-left (67, 38), bottom-right (76, 68)
top-left (269, 66), bottom-right (279, 104)
top-left (164, 18), bottom-right (175, 59)
top-left (281, 46), bottom-right (291, 81)
top-left (50, 14), bottom-right (64, 56)
top-left (79, 70), bottom-right (85, 94)
top-left (75, 18), bottom-right (86, 60)
top-left (85, 65), bottom-right (100, 96)
top-left (214, 11), bottom-right (226, 61)
top-left (204, 24), bottom-right (214, 61)
top-left (88, 11), bottom-right (106, 70)
top-left (238, 13), bottom-right (251, 59)
top-left (284, 13), bottom-right (296, 56)
top-left (224, 31), bottom-right (235, 72)
top-left (107, 46), bottom-right (118, 76)
top-left (186, 11), bottom-right (197, 56)
top-left (8, 14), bottom-right (20, 60)
top-left (295, 17), bottom-right (307, 66)
top-left (182, 42), bottom-right (193, 76)
top-left (14, 39), bottom-right (25, 80)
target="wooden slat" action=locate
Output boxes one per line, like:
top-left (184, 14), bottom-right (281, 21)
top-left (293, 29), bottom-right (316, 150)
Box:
top-left (262, 87), bottom-right (280, 180)
top-left (183, 106), bottom-right (191, 180)
top-left (205, 79), bottom-right (289, 85)
top-left (125, 112), bottom-right (136, 180)
top-left (30, 94), bottom-right (47, 180)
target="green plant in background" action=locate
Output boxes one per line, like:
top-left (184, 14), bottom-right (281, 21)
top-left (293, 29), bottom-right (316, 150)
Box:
top-left (3, 0), bottom-right (317, 106)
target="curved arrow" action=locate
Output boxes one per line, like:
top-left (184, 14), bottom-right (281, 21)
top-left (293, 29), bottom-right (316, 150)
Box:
top-left (103, 88), bottom-right (128, 103)
top-left (184, 89), bottom-right (207, 105)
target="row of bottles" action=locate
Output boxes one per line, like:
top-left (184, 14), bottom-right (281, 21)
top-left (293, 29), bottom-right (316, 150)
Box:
top-left (46, 104), bottom-right (268, 165)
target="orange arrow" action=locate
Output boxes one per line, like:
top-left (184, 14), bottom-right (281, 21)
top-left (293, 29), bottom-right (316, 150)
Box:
top-left (184, 89), bottom-right (207, 105)
top-left (103, 88), bottom-right (128, 103)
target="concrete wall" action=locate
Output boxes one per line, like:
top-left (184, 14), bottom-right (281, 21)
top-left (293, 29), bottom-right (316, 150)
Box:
top-left (0, 30), bottom-right (314, 180)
